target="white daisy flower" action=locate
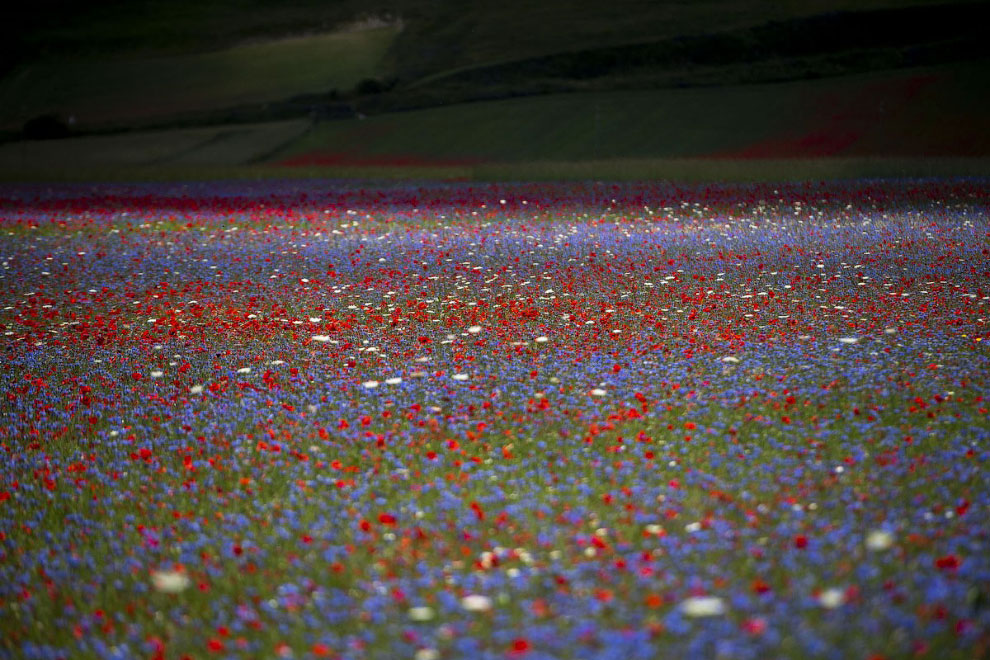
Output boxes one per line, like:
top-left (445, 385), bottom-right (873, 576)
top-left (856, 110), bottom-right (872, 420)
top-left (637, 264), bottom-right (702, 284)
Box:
top-left (680, 596), bottom-right (726, 617)
top-left (818, 588), bottom-right (845, 609)
top-left (407, 606), bottom-right (435, 622)
top-left (865, 530), bottom-right (894, 551)
top-left (461, 594), bottom-right (493, 612)
top-left (150, 570), bottom-right (190, 594)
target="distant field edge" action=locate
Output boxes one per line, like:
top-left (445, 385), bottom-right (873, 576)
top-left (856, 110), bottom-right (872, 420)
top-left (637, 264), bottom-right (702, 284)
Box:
top-left (2, 157), bottom-right (989, 185)
top-left (470, 157), bottom-right (990, 182)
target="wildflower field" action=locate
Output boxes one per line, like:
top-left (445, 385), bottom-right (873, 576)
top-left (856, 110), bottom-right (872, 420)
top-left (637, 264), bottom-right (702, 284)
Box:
top-left (1, 179), bottom-right (988, 659)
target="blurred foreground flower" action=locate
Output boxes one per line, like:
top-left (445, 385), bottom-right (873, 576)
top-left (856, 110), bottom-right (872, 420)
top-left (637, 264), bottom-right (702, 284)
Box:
top-left (680, 596), bottom-right (726, 617)
top-left (151, 569), bottom-right (190, 593)
top-left (865, 529), bottom-right (895, 551)
top-left (461, 594), bottom-right (493, 612)
top-left (408, 606), bottom-right (435, 621)
top-left (818, 588), bottom-right (845, 609)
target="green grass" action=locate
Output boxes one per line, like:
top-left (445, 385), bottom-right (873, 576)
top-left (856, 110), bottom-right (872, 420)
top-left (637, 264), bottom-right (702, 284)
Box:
top-left (1, 195), bottom-right (987, 659)
top-left (0, 25), bottom-right (399, 130)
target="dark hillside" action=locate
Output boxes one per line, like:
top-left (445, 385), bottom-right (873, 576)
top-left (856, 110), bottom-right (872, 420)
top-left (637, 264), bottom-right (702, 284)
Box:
top-left (381, 0), bottom-right (975, 83)
top-left (1, 0), bottom-right (987, 176)
top-left (377, 2), bottom-right (988, 110)
top-left (3, 1), bottom-right (402, 63)
top-left (6, 0), bottom-right (975, 78)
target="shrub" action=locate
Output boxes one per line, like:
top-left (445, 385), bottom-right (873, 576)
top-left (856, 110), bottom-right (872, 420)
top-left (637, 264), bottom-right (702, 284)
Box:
top-left (23, 114), bottom-right (71, 140)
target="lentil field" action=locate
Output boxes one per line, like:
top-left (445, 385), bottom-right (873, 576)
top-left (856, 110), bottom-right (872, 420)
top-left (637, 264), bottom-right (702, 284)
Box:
top-left (1, 179), bottom-right (989, 660)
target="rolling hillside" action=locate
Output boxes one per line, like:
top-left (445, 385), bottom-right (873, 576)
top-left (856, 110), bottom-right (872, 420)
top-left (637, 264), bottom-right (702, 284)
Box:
top-left (275, 61), bottom-right (990, 164)
top-left (3, 0), bottom-right (984, 131)
top-left (0, 0), bottom-right (987, 180)
top-left (1, 59), bottom-right (987, 182)
top-left (0, 22), bottom-right (400, 131)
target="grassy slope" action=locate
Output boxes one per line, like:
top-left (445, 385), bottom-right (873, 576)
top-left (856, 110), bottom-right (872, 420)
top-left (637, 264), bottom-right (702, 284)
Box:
top-left (5, 1), bottom-right (406, 62)
top-left (276, 61), bottom-right (990, 163)
top-left (0, 120), bottom-right (311, 171)
top-left (13, 1), bottom-right (950, 68)
top-left (387, 0), bottom-right (988, 114)
top-left (2, 0), bottom-right (969, 131)
top-left (2, 61), bottom-right (988, 182)
top-left (0, 25), bottom-right (399, 130)
top-left (383, 0), bottom-right (964, 83)
top-left (1, 0), bottom-right (987, 181)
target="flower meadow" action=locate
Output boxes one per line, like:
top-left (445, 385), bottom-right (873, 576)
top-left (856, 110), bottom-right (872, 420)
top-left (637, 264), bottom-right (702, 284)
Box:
top-left (1, 179), bottom-right (989, 660)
